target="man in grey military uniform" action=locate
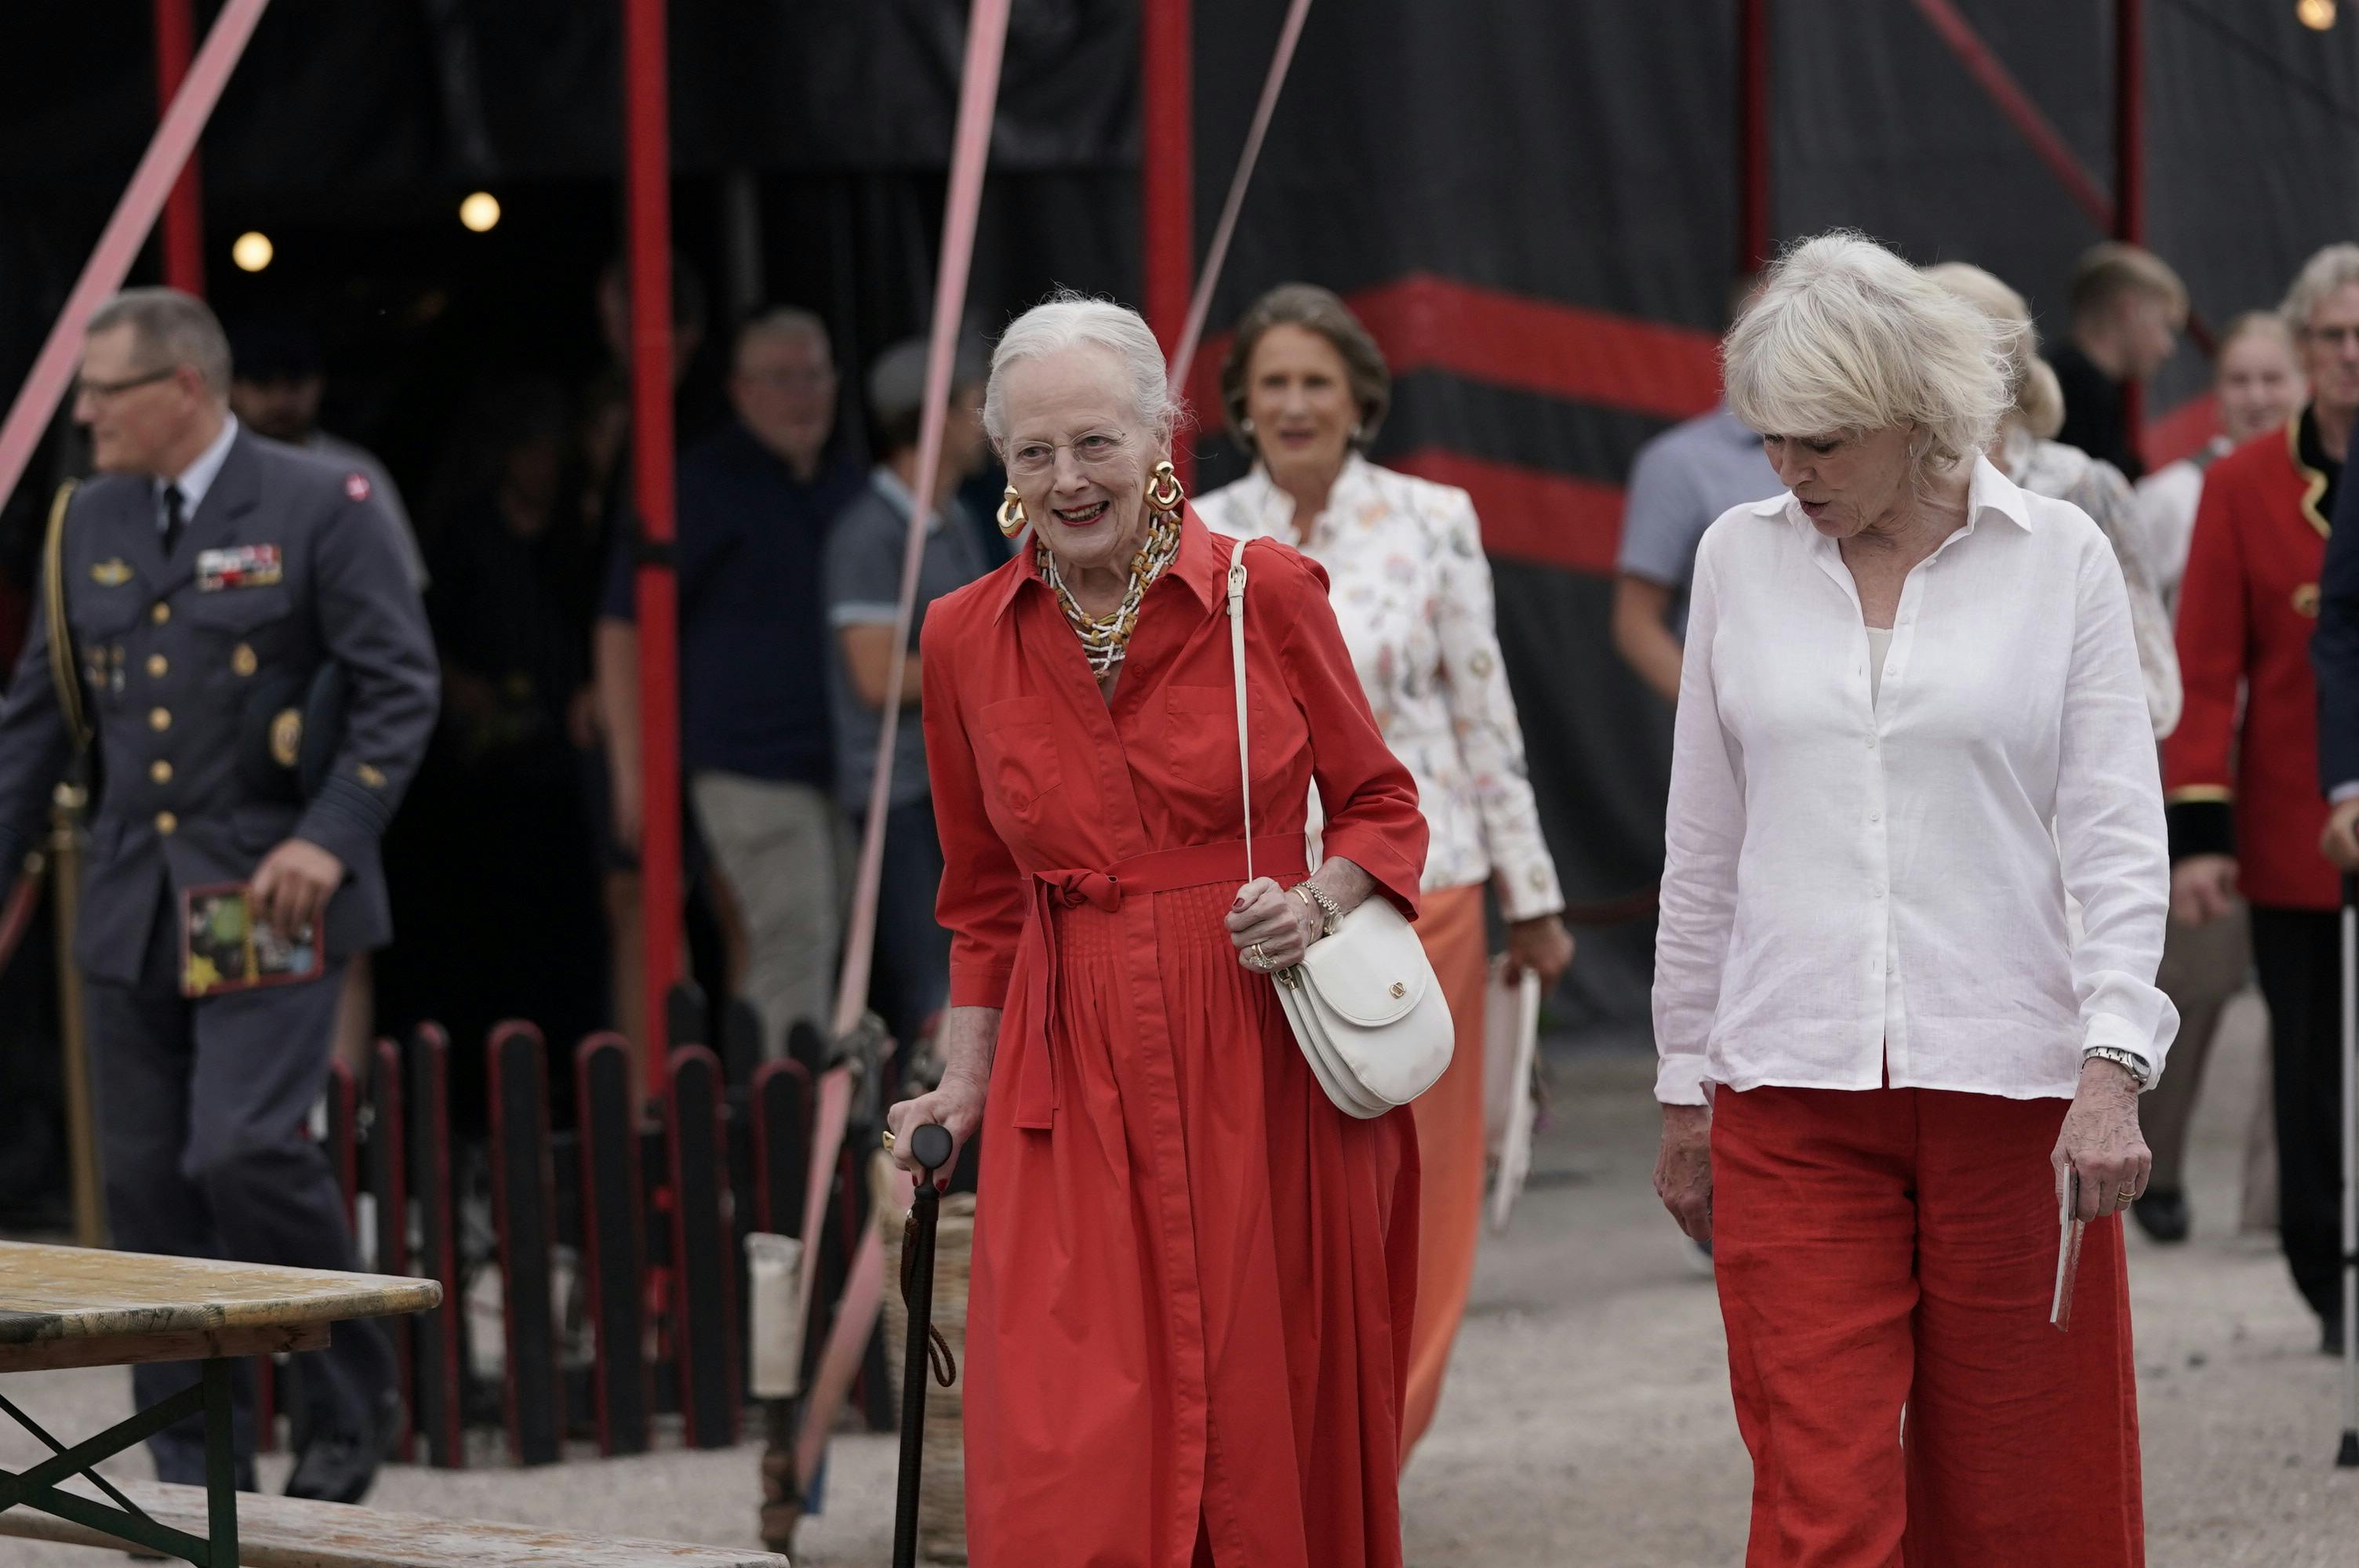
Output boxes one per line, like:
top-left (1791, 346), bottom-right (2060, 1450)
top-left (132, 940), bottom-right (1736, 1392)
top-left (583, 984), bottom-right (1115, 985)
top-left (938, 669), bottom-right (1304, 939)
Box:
top-left (0, 289), bottom-right (438, 1501)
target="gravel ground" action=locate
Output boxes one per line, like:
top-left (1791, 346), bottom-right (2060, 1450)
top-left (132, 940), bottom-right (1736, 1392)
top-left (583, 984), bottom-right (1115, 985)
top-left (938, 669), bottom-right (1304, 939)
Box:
top-left (5, 989), bottom-right (2353, 1564)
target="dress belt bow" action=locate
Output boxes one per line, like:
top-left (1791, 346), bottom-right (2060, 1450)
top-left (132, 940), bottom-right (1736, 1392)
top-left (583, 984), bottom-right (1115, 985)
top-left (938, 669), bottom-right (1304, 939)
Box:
top-left (1006, 837), bottom-right (1308, 1130)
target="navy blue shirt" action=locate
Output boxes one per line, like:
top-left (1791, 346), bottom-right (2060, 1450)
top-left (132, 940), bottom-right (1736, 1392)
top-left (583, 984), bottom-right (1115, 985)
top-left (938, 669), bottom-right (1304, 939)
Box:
top-left (603, 421), bottom-right (867, 783)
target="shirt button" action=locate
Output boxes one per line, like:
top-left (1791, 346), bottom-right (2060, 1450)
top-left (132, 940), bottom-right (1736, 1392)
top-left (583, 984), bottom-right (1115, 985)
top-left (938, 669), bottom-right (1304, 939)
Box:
top-left (1866, 736), bottom-right (1877, 750)
top-left (146, 654), bottom-right (167, 678)
top-left (149, 760), bottom-right (172, 785)
top-left (149, 707), bottom-right (171, 732)
top-left (1874, 886), bottom-right (1887, 898)
top-left (154, 811), bottom-right (176, 835)
top-left (150, 603), bottom-right (170, 626)
top-left (1869, 812), bottom-right (1882, 824)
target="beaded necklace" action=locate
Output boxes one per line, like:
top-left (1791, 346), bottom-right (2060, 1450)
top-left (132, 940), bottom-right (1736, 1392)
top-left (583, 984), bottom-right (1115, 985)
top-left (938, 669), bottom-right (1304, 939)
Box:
top-left (1038, 506), bottom-right (1183, 678)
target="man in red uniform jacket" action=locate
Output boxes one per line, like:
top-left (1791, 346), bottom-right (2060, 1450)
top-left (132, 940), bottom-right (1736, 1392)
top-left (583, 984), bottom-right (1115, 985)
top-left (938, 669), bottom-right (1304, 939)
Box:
top-left (2168, 241), bottom-right (2359, 1354)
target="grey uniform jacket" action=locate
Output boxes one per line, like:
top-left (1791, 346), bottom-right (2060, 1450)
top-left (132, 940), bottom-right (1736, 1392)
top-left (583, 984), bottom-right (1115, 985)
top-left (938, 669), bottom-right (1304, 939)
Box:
top-left (0, 430), bottom-right (439, 985)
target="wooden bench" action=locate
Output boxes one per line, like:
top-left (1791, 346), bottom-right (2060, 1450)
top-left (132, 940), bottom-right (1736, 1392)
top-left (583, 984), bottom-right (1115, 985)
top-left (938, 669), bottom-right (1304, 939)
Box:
top-left (0, 1479), bottom-right (791, 1566)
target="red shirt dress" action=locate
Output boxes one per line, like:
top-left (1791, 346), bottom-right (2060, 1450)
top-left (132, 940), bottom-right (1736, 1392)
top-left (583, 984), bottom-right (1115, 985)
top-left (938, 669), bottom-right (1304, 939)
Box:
top-left (921, 510), bottom-right (1429, 1568)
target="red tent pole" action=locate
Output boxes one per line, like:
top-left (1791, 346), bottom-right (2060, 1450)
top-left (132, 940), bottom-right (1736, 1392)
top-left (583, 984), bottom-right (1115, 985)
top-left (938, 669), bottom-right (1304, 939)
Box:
top-left (1736, 0), bottom-right (1770, 274)
top-left (154, 0), bottom-right (205, 295)
top-left (1142, 0), bottom-right (1193, 478)
top-left (624, 0), bottom-right (681, 1094)
top-left (2114, 0), bottom-right (2147, 461)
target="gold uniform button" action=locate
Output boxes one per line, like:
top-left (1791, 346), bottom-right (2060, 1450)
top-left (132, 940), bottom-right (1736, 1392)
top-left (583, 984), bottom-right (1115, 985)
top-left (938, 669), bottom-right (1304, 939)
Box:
top-left (154, 811), bottom-right (176, 835)
top-left (150, 603), bottom-right (171, 626)
top-left (149, 760), bottom-right (173, 785)
top-left (146, 654), bottom-right (168, 678)
top-left (148, 707), bottom-right (171, 732)
top-left (232, 644), bottom-right (257, 677)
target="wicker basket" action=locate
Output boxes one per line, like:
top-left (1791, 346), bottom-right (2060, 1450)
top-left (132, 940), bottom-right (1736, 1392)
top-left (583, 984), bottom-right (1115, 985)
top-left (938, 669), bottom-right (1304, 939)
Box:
top-left (874, 1152), bottom-right (975, 1563)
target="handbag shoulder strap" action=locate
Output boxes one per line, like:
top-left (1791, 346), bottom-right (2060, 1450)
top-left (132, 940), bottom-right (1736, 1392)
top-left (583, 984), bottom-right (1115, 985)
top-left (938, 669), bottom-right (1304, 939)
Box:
top-left (1227, 541), bottom-right (1252, 882)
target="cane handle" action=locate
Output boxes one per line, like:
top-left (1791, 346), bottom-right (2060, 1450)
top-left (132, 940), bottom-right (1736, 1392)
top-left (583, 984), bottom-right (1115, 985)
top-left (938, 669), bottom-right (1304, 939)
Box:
top-left (910, 1122), bottom-right (954, 1174)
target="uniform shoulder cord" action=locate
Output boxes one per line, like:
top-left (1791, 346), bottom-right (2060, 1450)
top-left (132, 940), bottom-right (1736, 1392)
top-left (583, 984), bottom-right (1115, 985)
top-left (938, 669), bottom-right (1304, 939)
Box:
top-left (42, 481), bottom-right (89, 753)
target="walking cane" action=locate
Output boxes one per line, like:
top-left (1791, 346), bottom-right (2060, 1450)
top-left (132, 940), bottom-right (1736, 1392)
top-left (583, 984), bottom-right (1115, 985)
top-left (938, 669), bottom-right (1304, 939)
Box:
top-left (894, 1122), bottom-right (957, 1567)
top-left (2339, 875), bottom-right (2357, 1468)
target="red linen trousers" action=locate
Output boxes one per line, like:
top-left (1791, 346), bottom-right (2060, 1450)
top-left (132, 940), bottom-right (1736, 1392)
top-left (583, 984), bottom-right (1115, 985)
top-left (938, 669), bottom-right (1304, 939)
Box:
top-left (1710, 1085), bottom-right (2143, 1567)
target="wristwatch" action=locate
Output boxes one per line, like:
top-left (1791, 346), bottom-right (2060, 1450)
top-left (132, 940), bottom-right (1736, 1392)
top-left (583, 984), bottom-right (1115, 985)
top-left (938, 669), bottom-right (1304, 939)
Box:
top-left (1291, 881), bottom-right (1342, 937)
top-left (2081, 1045), bottom-right (2152, 1091)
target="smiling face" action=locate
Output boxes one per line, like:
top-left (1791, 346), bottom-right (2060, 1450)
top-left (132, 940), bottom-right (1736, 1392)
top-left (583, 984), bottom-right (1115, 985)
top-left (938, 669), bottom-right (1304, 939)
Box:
top-left (1243, 322), bottom-right (1358, 489)
top-left (2215, 327), bottom-right (2304, 445)
top-left (1761, 423), bottom-right (1917, 539)
top-left (997, 345), bottom-right (1162, 577)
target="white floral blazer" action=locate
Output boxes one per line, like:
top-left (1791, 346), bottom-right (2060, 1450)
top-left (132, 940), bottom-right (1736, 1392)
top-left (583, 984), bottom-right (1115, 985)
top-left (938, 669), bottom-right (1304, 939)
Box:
top-left (1198, 456), bottom-right (1565, 919)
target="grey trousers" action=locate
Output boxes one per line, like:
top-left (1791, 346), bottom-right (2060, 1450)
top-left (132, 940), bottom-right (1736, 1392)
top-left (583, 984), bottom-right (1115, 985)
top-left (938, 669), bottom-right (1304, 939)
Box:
top-left (2146, 902), bottom-right (2276, 1226)
top-left (691, 771), bottom-right (845, 1059)
top-left (85, 895), bottom-right (393, 1484)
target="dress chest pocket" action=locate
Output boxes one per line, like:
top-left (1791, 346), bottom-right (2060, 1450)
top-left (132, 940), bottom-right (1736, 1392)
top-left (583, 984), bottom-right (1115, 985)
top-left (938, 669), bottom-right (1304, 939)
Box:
top-left (972, 696), bottom-right (1065, 819)
top-left (1156, 684), bottom-right (1292, 800)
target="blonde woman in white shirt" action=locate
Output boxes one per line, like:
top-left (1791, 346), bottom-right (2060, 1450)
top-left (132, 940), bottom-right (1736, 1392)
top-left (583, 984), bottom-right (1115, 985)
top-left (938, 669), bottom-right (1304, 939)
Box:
top-left (1652, 233), bottom-right (2174, 1566)
top-left (1197, 282), bottom-right (1573, 1460)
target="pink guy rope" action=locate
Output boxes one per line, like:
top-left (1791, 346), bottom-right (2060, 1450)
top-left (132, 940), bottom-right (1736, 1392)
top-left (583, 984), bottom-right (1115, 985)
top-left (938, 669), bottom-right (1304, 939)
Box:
top-left (1165, 0), bottom-right (1316, 397)
top-left (0, 0), bottom-right (275, 514)
top-left (798, 0), bottom-right (1015, 1338)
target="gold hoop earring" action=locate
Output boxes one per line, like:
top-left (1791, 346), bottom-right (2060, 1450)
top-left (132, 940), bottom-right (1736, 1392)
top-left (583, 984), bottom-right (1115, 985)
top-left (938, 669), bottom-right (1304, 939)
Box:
top-left (1147, 459), bottom-right (1185, 514)
top-left (997, 485), bottom-right (1028, 539)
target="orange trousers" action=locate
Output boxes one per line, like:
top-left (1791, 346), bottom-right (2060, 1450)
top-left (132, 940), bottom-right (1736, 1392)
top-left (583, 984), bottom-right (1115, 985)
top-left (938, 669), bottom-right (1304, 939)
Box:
top-left (1398, 882), bottom-right (1488, 1461)
top-left (1710, 1084), bottom-right (2144, 1568)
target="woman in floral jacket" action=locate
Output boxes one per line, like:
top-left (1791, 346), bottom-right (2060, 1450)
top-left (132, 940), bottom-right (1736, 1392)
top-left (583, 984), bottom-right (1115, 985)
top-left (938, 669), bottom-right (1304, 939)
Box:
top-left (1198, 282), bottom-right (1573, 1458)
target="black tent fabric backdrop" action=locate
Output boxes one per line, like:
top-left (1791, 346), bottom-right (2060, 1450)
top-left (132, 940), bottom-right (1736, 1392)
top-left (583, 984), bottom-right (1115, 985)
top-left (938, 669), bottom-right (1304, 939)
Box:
top-left (5, 0), bottom-right (2359, 1025)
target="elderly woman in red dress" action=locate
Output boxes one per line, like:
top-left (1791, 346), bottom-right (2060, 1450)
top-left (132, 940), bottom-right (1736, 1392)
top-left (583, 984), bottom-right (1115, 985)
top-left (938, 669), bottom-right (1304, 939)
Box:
top-left (885, 292), bottom-right (1430, 1568)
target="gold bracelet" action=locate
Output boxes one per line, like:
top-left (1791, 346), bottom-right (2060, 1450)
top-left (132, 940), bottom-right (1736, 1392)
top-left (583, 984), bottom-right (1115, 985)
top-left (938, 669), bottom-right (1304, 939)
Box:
top-left (1291, 881), bottom-right (1340, 936)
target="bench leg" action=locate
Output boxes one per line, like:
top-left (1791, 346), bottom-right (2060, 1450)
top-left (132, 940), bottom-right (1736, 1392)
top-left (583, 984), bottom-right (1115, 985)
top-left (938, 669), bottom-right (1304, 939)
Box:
top-left (203, 1359), bottom-right (237, 1568)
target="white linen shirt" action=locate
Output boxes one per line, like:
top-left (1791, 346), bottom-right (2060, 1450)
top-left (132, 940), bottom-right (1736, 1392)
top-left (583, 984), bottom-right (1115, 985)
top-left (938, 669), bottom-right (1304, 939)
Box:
top-left (1199, 456), bottom-right (1564, 917)
top-left (1652, 457), bottom-right (2178, 1106)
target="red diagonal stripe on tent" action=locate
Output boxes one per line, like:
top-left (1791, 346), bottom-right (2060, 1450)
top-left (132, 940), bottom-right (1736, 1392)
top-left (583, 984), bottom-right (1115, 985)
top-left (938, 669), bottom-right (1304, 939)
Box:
top-left (1388, 448), bottom-right (1626, 575)
top-left (1187, 272), bottom-right (1722, 426)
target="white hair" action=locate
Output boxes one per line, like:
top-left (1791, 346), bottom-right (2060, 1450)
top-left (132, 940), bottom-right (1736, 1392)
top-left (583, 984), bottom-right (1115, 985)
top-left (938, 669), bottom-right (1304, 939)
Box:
top-left (1725, 231), bottom-right (2011, 475)
top-left (983, 291), bottom-right (1187, 447)
top-left (2281, 242), bottom-right (2359, 334)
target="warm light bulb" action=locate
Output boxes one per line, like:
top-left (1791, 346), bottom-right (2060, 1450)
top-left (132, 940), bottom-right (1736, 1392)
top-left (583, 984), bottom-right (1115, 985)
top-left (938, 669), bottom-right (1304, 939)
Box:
top-left (459, 192), bottom-right (501, 233)
top-left (231, 232), bottom-right (274, 272)
top-left (2299, 0), bottom-right (2335, 31)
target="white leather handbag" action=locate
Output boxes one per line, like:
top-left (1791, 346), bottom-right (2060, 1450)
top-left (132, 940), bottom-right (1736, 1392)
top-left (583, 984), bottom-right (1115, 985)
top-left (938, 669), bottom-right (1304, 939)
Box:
top-left (1227, 546), bottom-right (1453, 1119)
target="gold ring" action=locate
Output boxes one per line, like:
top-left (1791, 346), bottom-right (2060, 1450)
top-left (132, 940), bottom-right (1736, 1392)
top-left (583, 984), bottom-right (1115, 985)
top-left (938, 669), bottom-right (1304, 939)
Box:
top-left (2117, 1185), bottom-right (2136, 1202)
top-left (882, 1129), bottom-right (896, 1151)
top-left (1249, 942), bottom-right (1270, 970)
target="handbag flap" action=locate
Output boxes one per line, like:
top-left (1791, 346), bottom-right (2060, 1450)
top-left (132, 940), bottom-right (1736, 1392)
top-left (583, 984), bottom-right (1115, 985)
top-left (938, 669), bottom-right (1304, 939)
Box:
top-left (1292, 895), bottom-right (1429, 1025)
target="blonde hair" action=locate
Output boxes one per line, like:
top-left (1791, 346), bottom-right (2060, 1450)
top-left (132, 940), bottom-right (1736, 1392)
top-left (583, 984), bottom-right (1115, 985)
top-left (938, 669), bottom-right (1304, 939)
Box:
top-left (1921, 260), bottom-right (2063, 441)
top-left (2281, 244), bottom-right (2359, 336)
top-left (1724, 232), bottom-right (2010, 474)
top-left (984, 291), bottom-right (1188, 448)
top-left (2070, 242), bottom-right (2189, 328)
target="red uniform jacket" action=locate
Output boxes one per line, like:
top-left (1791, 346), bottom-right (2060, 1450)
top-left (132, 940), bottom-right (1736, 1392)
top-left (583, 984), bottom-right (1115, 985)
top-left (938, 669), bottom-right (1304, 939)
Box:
top-left (2162, 412), bottom-right (2337, 911)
